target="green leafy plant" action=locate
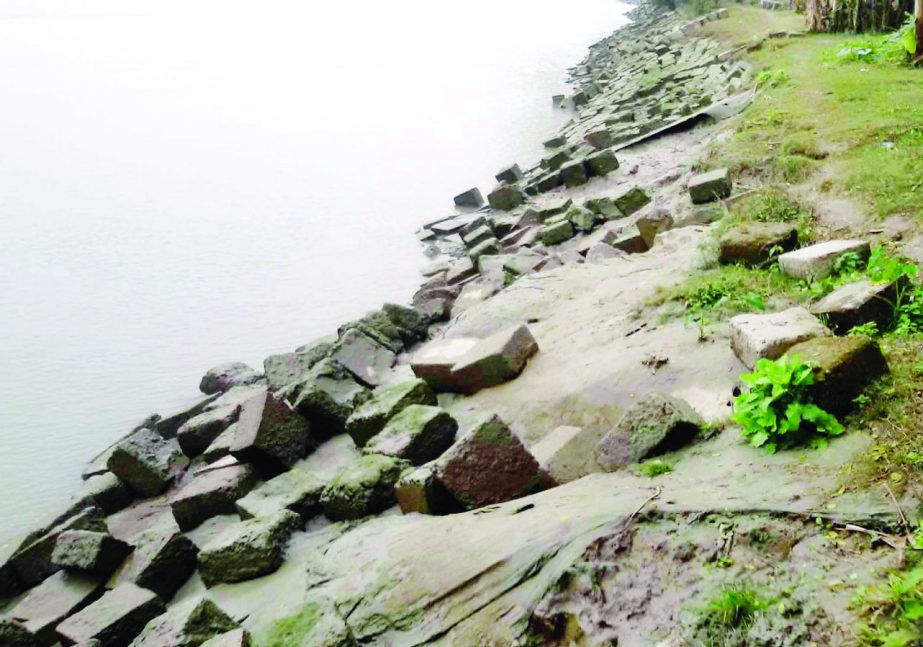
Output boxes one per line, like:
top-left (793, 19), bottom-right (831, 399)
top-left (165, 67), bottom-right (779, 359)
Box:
top-left (855, 567), bottom-right (923, 646)
top-left (756, 69), bottom-right (791, 89)
top-left (639, 459), bottom-right (673, 477)
top-left (848, 321), bottom-right (879, 337)
top-left (733, 354), bottom-right (844, 453)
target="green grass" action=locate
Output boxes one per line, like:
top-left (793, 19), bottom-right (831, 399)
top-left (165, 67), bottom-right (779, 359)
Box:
top-left (639, 459), bottom-right (673, 477)
top-left (701, 10), bottom-right (923, 219)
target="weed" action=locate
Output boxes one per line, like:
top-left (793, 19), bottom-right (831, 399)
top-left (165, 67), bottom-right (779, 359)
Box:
top-left (854, 567), bottom-right (923, 646)
top-left (704, 587), bottom-right (768, 628)
top-left (733, 354), bottom-right (844, 453)
top-left (756, 69), bottom-right (791, 89)
top-left (731, 189), bottom-right (802, 223)
top-left (639, 459), bottom-right (673, 477)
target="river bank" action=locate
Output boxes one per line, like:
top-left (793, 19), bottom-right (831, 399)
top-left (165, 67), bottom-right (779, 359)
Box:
top-left (3, 1), bottom-right (923, 645)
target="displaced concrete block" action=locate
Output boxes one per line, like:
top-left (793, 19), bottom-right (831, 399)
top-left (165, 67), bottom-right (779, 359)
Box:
top-left (468, 237), bottom-right (502, 264)
top-left (107, 429), bottom-right (188, 498)
top-left (612, 187), bottom-right (651, 216)
top-left (719, 222), bottom-right (798, 266)
top-left (566, 206), bottom-right (596, 232)
top-left (345, 379), bottom-right (436, 448)
top-left (584, 128), bottom-right (614, 150)
top-left (287, 359), bottom-right (371, 434)
top-left (235, 468), bottom-right (325, 521)
top-left (169, 463), bottom-right (258, 531)
top-left (363, 405), bottom-right (457, 465)
top-left (585, 242), bottom-right (625, 263)
top-left (107, 514), bottom-right (197, 601)
top-left (541, 219), bottom-right (576, 246)
top-left (495, 164), bottom-right (524, 184)
top-left (319, 455), bottom-right (408, 521)
top-left (612, 224), bottom-right (651, 254)
top-left (328, 328), bottom-right (397, 388)
top-left (778, 239), bottom-right (870, 280)
top-left (786, 336), bottom-right (888, 415)
top-left (688, 168), bottom-right (732, 204)
top-left (729, 307), bottom-right (831, 368)
top-left (584, 196), bottom-right (622, 219)
top-left (410, 338), bottom-right (480, 392)
top-left (130, 597), bottom-right (238, 647)
top-left (488, 184), bottom-right (526, 211)
top-left (530, 426), bottom-right (606, 483)
top-left (461, 224), bottom-right (495, 250)
top-left (810, 279), bottom-right (902, 333)
top-left (434, 415), bottom-right (542, 509)
top-left (597, 394), bottom-right (703, 470)
top-left (56, 583), bottom-right (165, 647)
top-left (445, 257), bottom-right (479, 285)
top-left (263, 341), bottom-right (332, 392)
top-left (199, 363), bottom-right (264, 396)
top-left (453, 187), bottom-right (484, 209)
top-left (559, 161), bottom-right (589, 188)
top-left (394, 463), bottom-right (460, 515)
top-left (636, 211), bottom-right (674, 249)
top-left (231, 391), bottom-right (312, 475)
top-left (51, 530), bottom-right (131, 577)
top-left (197, 511), bottom-right (301, 587)
top-left (177, 405), bottom-right (241, 458)
top-left (449, 324), bottom-right (540, 395)
top-left (7, 571), bottom-right (103, 645)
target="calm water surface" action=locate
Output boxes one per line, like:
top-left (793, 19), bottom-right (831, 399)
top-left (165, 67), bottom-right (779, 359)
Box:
top-left (0, 0), bottom-right (628, 542)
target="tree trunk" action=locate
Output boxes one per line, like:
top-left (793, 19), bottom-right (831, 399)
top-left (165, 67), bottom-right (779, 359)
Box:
top-left (916, 0), bottom-right (923, 64)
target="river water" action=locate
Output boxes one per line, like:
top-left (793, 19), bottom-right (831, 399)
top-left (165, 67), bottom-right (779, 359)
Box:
top-left (0, 0), bottom-right (629, 543)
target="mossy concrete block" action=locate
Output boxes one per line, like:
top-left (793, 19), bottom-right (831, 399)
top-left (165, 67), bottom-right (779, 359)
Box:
top-left (461, 224), bottom-right (495, 250)
top-left (235, 468), bottom-right (326, 521)
top-left (612, 187), bottom-right (651, 216)
top-left (231, 391), bottom-right (312, 476)
top-left (810, 279), bottom-right (902, 334)
top-left (468, 238), bottom-right (502, 264)
top-left (718, 222), bottom-right (798, 266)
top-left (200, 628), bottom-right (251, 647)
top-left (410, 338), bottom-right (480, 393)
top-left (597, 393), bottom-right (703, 470)
top-left (585, 149), bottom-right (620, 177)
top-left (328, 328), bottom-right (397, 388)
top-left (169, 464), bottom-right (258, 531)
top-left (541, 219), bottom-right (575, 246)
top-left (566, 207), bottom-right (596, 232)
top-left (0, 619), bottom-right (41, 647)
top-left (176, 405), bottom-right (241, 458)
top-left (107, 429), bottom-right (188, 498)
top-left (364, 405), bottom-right (457, 466)
top-left (584, 128), bottom-right (613, 150)
top-left (319, 455), bottom-right (408, 521)
top-left (199, 363), bottom-right (265, 396)
top-left (263, 341), bottom-right (332, 392)
top-left (56, 583), bottom-right (165, 647)
top-left (487, 184), bottom-right (525, 211)
top-left (636, 211), bottom-right (674, 249)
top-left (197, 511), bottom-right (301, 587)
top-left (688, 168), bottom-right (732, 204)
top-left (51, 530), bottom-right (131, 577)
top-left (11, 507), bottom-right (106, 588)
top-left (130, 597), bottom-right (238, 647)
top-left (786, 336), bottom-right (888, 415)
top-left (434, 414), bottom-right (542, 510)
top-left (583, 196), bottom-right (622, 219)
top-left (558, 161), bottom-right (589, 188)
top-left (345, 379), bottom-right (436, 448)
top-left (74, 472), bottom-right (133, 516)
top-left (611, 224), bottom-right (650, 255)
top-left (729, 307), bottom-right (831, 369)
top-left (777, 239), bottom-right (870, 281)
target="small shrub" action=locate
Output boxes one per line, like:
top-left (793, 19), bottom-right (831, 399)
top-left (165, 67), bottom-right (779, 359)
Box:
top-left (756, 69), bottom-right (791, 89)
top-left (639, 459), bottom-right (673, 477)
top-left (733, 354), bottom-right (844, 453)
top-left (854, 567), bottom-right (923, 646)
top-left (848, 321), bottom-right (879, 337)
top-left (705, 588), bottom-right (768, 628)
top-left (782, 132), bottom-right (827, 160)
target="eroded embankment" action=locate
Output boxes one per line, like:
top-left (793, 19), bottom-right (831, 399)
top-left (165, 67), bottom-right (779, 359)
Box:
top-left (1, 2), bottom-right (917, 647)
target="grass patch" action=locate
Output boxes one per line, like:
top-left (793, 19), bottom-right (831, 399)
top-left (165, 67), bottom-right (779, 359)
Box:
top-left (639, 459), bottom-right (673, 477)
top-left (701, 8), bottom-right (923, 218)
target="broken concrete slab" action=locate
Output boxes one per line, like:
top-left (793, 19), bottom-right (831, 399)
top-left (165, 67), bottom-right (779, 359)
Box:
top-left (434, 414), bottom-right (542, 510)
top-left (729, 307), bottom-right (831, 369)
top-left (597, 393), bottom-right (703, 470)
top-left (778, 239), bottom-right (871, 280)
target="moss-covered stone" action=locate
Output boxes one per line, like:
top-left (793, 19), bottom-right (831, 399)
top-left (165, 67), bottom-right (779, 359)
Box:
top-left (235, 468), bottom-right (326, 521)
top-left (585, 149), bottom-right (620, 177)
top-left (718, 222), bottom-right (798, 266)
top-left (287, 359), bottom-right (371, 436)
top-left (130, 597), bottom-right (238, 647)
top-left (345, 379), bottom-right (436, 447)
top-left (51, 530), bottom-right (131, 577)
top-left (541, 219), bottom-right (575, 246)
top-left (319, 455), bottom-right (409, 521)
top-left (688, 167), bottom-right (732, 204)
top-left (363, 405), bottom-right (458, 465)
top-left (786, 335), bottom-right (888, 415)
top-left (566, 206), bottom-right (597, 232)
top-left (197, 511), bottom-right (301, 587)
top-left (612, 187), bottom-right (651, 215)
top-left (559, 161), bottom-right (589, 188)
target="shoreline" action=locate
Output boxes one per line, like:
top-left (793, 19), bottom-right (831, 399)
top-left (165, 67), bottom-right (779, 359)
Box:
top-left (4, 2), bottom-right (912, 644)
